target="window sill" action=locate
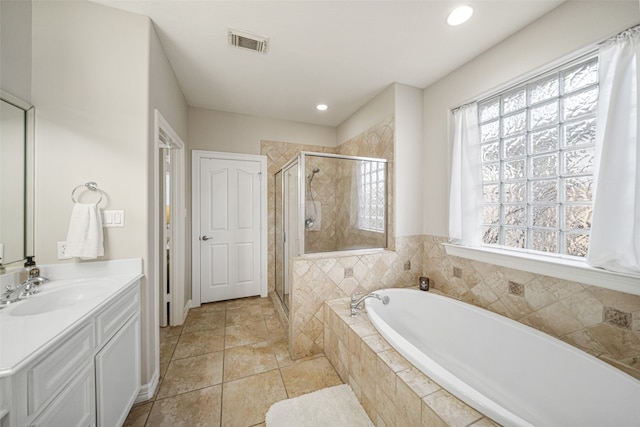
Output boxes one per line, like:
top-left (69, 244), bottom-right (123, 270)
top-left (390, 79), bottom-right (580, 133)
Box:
top-left (443, 243), bottom-right (640, 297)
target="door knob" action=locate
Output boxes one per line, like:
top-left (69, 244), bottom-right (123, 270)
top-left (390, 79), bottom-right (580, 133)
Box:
top-left (200, 235), bottom-right (212, 241)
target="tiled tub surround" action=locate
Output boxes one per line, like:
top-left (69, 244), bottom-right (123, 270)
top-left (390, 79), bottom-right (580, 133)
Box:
top-left (289, 235), bottom-right (423, 359)
top-left (423, 235), bottom-right (640, 381)
top-left (323, 298), bottom-right (498, 427)
top-left (367, 288), bottom-right (640, 425)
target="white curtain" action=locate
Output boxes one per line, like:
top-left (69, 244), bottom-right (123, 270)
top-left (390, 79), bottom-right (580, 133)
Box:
top-left (449, 103), bottom-right (483, 246)
top-left (587, 26), bottom-right (640, 274)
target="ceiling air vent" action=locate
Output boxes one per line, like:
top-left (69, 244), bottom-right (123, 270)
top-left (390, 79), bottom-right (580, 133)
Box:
top-left (227, 28), bottom-right (269, 54)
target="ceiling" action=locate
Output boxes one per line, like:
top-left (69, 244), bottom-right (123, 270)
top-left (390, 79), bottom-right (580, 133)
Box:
top-left (93, 1), bottom-right (564, 127)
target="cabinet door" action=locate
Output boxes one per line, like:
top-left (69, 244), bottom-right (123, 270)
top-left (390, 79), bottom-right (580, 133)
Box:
top-left (27, 322), bottom-right (94, 416)
top-left (30, 362), bottom-right (95, 427)
top-left (95, 314), bottom-right (140, 427)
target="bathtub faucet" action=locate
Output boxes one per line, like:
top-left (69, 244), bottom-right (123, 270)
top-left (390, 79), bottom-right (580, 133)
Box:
top-left (350, 292), bottom-right (390, 317)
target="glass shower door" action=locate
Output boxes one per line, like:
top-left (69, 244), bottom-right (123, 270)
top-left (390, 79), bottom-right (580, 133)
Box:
top-left (274, 170), bottom-right (285, 312)
top-left (274, 160), bottom-right (300, 314)
top-left (282, 162), bottom-right (299, 312)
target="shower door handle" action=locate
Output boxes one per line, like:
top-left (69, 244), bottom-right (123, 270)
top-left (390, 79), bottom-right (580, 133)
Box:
top-left (200, 235), bottom-right (212, 241)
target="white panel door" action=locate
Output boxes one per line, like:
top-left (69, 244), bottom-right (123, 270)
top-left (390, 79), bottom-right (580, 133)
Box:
top-left (199, 157), bottom-right (262, 302)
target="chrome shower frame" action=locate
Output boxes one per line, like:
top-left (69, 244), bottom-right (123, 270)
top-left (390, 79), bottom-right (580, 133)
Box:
top-left (276, 151), bottom-right (389, 257)
top-left (274, 151), bottom-right (389, 316)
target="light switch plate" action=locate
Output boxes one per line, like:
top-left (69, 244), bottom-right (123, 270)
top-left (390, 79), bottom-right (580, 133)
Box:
top-left (103, 210), bottom-right (125, 228)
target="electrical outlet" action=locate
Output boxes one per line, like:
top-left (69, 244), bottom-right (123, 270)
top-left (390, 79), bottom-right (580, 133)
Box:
top-left (57, 241), bottom-right (72, 260)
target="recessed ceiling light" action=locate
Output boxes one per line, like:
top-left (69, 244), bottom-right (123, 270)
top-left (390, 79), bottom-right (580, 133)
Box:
top-left (447, 5), bottom-right (473, 26)
top-left (316, 104), bottom-right (328, 111)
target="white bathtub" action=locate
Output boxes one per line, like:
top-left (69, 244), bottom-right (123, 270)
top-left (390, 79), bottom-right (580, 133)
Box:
top-left (365, 288), bottom-right (640, 427)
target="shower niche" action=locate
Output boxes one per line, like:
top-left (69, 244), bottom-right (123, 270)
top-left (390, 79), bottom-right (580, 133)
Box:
top-left (274, 152), bottom-right (388, 313)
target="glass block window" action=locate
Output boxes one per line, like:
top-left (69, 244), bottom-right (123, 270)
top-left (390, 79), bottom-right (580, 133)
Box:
top-left (478, 56), bottom-right (598, 257)
top-left (358, 160), bottom-right (386, 232)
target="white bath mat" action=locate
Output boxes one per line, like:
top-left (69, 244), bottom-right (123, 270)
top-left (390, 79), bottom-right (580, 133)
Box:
top-left (265, 384), bottom-right (374, 427)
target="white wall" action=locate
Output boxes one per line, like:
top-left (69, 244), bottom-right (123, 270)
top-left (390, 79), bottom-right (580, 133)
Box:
top-left (150, 30), bottom-right (188, 142)
top-left (336, 83), bottom-right (424, 238)
top-left (31, 0), bottom-right (184, 397)
top-left (147, 24), bottom-right (189, 392)
top-left (0, 0), bottom-right (31, 102)
top-left (32, 0), bottom-right (149, 263)
top-left (422, 0), bottom-right (640, 237)
top-left (189, 107), bottom-right (336, 155)
top-left (336, 84), bottom-right (395, 144)
top-left (394, 83), bottom-right (423, 237)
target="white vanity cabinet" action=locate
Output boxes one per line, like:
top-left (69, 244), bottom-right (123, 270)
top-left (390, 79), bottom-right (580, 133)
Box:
top-left (94, 288), bottom-right (141, 427)
top-left (0, 280), bottom-right (141, 427)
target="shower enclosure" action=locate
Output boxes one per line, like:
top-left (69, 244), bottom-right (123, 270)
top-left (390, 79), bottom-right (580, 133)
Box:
top-left (274, 152), bottom-right (388, 313)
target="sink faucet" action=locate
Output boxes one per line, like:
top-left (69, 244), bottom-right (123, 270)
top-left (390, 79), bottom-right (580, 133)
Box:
top-left (1, 276), bottom-right (49, 305)
top-left (350, 291), bottom-right (390, 317)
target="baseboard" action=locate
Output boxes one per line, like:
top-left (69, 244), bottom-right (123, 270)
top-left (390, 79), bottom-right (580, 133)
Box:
top-left (135, 369), bottom-right (159, 404)
top-left (182, 299), bottom-right (191, 324)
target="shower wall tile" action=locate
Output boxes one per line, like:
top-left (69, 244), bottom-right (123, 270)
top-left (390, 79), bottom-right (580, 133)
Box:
top-left (422, 234), bottom-right (640, 381)
top-left (305, 155), bottom-right (339, 253)
top-left (335, 117), bottom-right (395, 251)
top-left (263, 116), bottom-right (394, 297)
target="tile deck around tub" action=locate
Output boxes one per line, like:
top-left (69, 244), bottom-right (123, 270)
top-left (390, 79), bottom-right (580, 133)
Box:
top-left (324, 297), bottom-right (501, 427)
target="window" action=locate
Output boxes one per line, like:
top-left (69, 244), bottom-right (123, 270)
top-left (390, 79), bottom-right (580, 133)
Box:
top-left (358, 160), bottom-right (386, 232)
top-left (478, 56), bottom-right (598, 257)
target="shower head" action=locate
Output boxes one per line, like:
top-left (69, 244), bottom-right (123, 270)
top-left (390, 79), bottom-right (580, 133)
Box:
top-left (308, 167), bottom-right (320, 183)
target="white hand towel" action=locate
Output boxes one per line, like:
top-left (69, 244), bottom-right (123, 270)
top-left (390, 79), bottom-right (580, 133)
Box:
top-left (65, 203), bottom-right (104, 259)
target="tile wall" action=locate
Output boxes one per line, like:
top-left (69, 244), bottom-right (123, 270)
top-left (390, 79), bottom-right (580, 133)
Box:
top-left (261, 116), bottom-right (395, 296)
top-left (261, 140), bottom-right (335, 294)
top-left (263, 117), bottom-right (396, 359)
top-left (334, 117), bottom-right (395, 251)
top-left (423, 235), bottom-right (640, 380)
top-left (265, 118), bottom-right (639, 381)
top-left (289, 235), bottom-right (423, 359)
top-left (303, 154), bottom-right (340, 253)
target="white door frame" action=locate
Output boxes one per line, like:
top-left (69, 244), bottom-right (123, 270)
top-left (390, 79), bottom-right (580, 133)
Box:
top-left (154, 110), bottom-right (187, 326)
top-left (192, 150), bottom-right (268, 307)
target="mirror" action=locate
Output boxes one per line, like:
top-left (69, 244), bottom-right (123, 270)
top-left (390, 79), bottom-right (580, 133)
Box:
top-left (0, 91), bottom-right (34, 267)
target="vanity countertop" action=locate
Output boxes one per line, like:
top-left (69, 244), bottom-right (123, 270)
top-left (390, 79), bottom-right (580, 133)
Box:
top-left (0, 258), bottom-right (143, 377)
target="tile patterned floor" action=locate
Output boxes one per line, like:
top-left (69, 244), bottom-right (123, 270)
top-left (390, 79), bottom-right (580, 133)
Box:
top-left (124, 296), bottom-right (343, 427)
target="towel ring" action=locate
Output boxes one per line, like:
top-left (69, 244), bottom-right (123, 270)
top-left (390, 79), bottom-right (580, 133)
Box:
top-left (71, 182), bottom-right (104, 204)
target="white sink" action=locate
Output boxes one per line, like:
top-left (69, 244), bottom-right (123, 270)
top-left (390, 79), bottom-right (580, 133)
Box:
top-left (8, 282), bottom-right (111, 316)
